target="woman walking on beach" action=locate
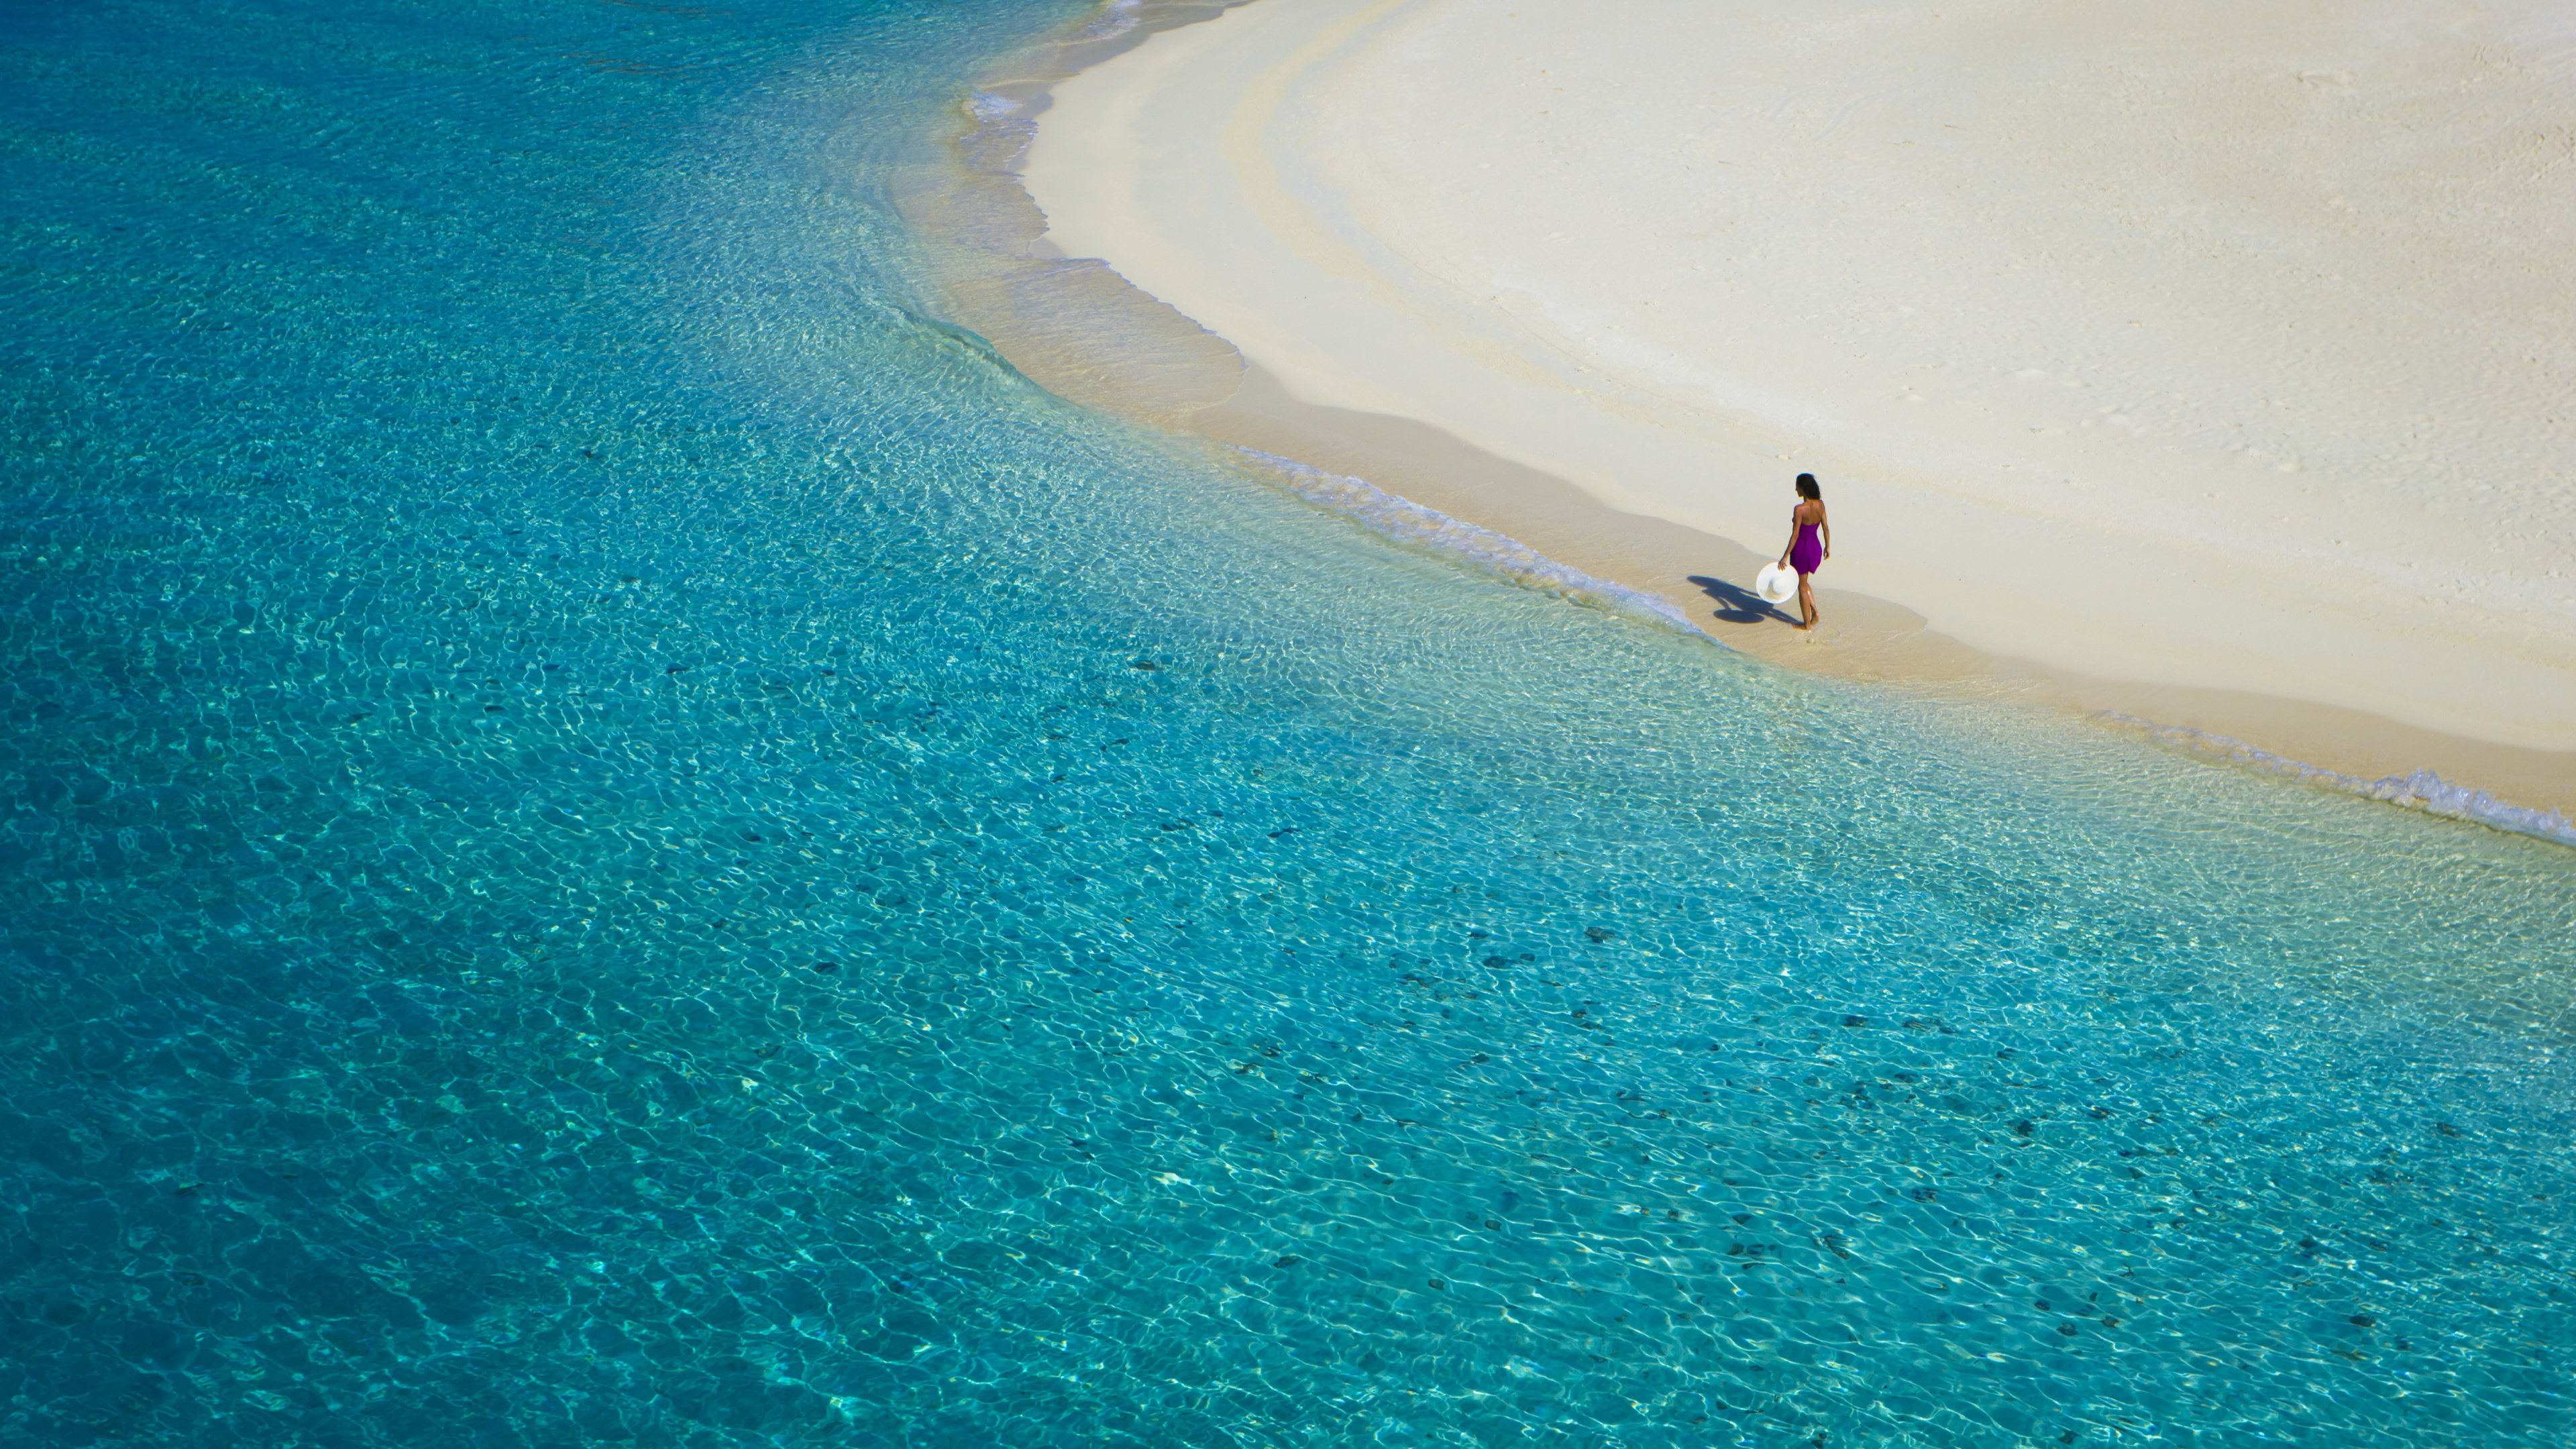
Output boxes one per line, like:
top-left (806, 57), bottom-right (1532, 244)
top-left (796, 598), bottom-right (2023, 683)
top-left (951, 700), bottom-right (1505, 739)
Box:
top-left (1778, 473), bottom-right (1830, 631)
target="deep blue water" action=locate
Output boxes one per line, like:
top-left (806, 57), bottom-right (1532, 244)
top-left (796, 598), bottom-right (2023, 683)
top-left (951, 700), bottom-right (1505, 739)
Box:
top-left (4, 1), bottom-right (2573, 1445)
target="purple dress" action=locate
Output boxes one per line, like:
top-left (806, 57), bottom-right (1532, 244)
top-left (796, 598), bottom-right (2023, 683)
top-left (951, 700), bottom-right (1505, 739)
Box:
top-left (1790, 523), bottom-right (1823, 575)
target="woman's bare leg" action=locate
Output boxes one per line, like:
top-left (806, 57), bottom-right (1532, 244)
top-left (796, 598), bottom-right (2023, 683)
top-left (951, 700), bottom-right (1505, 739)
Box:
top-left (1796, 574), bottom-right (1819, 631)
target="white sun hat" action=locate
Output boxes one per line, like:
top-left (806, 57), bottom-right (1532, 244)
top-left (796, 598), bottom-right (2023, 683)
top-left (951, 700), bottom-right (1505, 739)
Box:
top-left (1755, 562), bottom-right (1798, 604)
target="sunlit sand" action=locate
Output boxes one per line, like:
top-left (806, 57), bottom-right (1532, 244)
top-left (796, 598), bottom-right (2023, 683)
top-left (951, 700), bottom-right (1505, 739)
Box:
top-left (1018, 0), bottom-right (2576, 792)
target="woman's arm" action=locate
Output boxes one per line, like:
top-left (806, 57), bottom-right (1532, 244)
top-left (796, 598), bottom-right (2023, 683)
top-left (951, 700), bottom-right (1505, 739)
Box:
top-left (1780, 508), bottom-right (1800, 567)
top-left (1821, 506), bottom-right (1831, 561)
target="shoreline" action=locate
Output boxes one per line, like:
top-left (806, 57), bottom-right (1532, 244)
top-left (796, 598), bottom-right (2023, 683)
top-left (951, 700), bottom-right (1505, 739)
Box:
top-left (893, 2), bottom-right (1258, 430)
top-left (908, 1), bottom-right (2576, 843)
top-left (1195, 360), bottom-right (2576, 838)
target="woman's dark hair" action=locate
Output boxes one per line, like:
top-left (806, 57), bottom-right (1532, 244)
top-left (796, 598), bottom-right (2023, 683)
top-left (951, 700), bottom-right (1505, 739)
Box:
top-left (1794, 472), bottom-right (1821, 500)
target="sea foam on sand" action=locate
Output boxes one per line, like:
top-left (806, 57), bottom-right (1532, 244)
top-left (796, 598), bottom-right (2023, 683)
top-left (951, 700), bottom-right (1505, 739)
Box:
top-left (1021, 0), bottom-right (2576, 761)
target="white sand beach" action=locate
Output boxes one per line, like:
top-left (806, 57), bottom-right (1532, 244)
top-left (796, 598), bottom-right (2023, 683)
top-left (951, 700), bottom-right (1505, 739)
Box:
top-left (1001, 0), bottom-right (2576, 805)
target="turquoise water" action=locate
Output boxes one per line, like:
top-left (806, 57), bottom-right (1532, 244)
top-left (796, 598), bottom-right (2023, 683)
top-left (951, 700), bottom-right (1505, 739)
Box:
top-left (3, 0), bottom-right (2573, 1444)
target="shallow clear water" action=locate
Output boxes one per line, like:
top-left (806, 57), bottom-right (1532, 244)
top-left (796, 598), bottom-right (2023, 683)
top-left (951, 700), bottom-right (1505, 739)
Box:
top-left (3, 1), bottom-right (2573, 1446)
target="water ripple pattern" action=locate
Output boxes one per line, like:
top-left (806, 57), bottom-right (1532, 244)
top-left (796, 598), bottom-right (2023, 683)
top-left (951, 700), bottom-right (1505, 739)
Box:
top-left (2, 1), bottom-right (2571, 1446)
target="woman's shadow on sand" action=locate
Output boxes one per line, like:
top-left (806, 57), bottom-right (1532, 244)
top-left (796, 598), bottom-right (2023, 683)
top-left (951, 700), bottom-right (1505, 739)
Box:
top-left (1688, 575), bottom-right (1798, 626)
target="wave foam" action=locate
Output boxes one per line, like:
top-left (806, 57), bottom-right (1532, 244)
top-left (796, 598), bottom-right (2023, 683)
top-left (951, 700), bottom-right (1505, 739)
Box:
top-left (965, 89), bottom-right (1022, 125)
top-left (1230, 447), bottom-right (1715, 641)
top-left (2098, 712), bottom-right (2576, 849)
top-left (1074, 0), bottom-right (1142, 42)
